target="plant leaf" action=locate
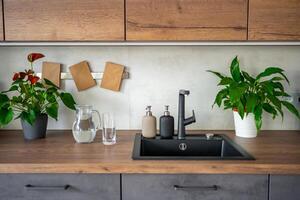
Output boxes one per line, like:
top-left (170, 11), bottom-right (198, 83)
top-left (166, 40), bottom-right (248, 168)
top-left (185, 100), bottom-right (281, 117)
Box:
top-left (246, 93), bottom-right (258, 113)
top-left (46, 93), bottom-right (57, 103)
top-left (274, 91), bottom-right (290, 97)
top-left (242, 71), bottom-right (255, 84)
top-left (1, 85), bottom-right (18, 93)
top-left (21, 110), bottom-right (37, 125)
top-left (237, 100), bottom-right (245, 119)
top-left (35, 82), bottom-right (45, 88)
top-left (44, 78), bottom-right (59, 89)
top-left (261, 81), bottom-right (274, 95)
top-left (254, 105), bottom-right (263, 131)
top-left (207, 70), bottom-right (224, 79)
top-left (270, 77), bottom-right (284, 81)
top-left (46, 103), bottom-right (58, 120)
top-left (213, 89), bottom-right (228, 107)
top-left (229, 83), bottom-right (247, 103)
top-left (230, 56), bottom-right (242, 82)
top-left (0, 93), bottom-right (10, 109)
top-left (263, 103), bottom-right (277, 119)
top-left (60, 92), bottom-right (76, 110)
top-left (271, 82), bottom-right (284, 92)
top-left (218, 77), bottom-right (233, 85)
top-left (267, 94), bottom-right (282, 110)
top-left (0, 107), bottom-right (13, 126)
top-left (256, 67), bottom-right (289, 84)
top-left (282, 101), bottom-right (300, 119)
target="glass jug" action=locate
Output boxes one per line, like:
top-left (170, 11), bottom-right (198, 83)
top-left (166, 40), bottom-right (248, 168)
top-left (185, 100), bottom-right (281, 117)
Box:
top-left (72, 105), bottom-right (101, 143)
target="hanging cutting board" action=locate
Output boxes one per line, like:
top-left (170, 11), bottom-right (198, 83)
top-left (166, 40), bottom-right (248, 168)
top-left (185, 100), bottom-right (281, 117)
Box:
top-left (100, 62), bottom-right (125, 92)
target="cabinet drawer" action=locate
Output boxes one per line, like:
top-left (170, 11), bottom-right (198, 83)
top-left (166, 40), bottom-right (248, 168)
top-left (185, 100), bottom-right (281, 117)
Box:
top-left (122, 174), bottom-right (268, 200)
top-left (0, 174), bottom-right (120, 200)
top-left (270, 175), bottom-right (300, 200)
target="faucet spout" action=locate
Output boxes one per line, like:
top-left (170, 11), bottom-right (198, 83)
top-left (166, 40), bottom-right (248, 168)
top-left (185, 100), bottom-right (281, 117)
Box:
top-left (177, 90), bottom-right (196, 140)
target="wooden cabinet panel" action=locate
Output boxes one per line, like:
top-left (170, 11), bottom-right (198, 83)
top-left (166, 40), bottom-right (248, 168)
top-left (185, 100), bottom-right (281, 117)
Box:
top-left (269, 175), bottom-right (300, 200)
top-left (0, 174), bottom-right (120, 200)
top-left (249, 0), bottom-right (300, 40)
top-left (0, 0), bottom-right (3, 41)
top-left (123, 174), bottom-right (268, 200)
top-left (4, 0), bottom-right (124, 41)
top-left (126, 0), bottom-right (248, 41)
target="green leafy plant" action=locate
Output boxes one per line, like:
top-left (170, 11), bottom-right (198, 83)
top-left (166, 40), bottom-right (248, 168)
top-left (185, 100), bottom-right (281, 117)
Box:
top-left (208, 56), bottom-right (300, 131)
top-left (0, 53), bottom-right (76, 126)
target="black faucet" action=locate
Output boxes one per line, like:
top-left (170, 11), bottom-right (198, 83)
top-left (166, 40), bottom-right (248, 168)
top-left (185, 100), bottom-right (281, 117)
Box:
top-left (177, 90), bottom-right (196, 140)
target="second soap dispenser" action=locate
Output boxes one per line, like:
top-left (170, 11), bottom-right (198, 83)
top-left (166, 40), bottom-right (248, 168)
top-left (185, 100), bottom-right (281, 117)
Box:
top-left (159, 105), bottom-right (174, 139)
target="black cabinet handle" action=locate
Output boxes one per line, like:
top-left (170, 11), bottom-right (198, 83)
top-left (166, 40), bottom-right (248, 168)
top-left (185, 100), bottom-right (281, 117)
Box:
top-left (174, 184), bottom-right (219, 191)
top-left (24, 184), bottom-right (70, 191)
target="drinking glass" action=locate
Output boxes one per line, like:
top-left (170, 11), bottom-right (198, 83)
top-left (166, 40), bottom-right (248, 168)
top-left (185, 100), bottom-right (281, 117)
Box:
top-left (102, 113), bottom-right (116, 145)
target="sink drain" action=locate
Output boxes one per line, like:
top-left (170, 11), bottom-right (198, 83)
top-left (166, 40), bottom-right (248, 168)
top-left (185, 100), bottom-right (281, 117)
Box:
top-left (179, 143), bottom-right (187, 151)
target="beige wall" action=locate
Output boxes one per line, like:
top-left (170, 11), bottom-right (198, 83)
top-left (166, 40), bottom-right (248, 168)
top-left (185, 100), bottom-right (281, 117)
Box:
top-left (0, 46), bottom-right (299, 130)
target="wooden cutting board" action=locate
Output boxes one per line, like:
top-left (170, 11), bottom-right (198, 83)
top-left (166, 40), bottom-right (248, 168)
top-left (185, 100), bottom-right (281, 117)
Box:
top-left (100, 62), bottom-right (125, 91)
top-left (69, 61), bottom-right (96, 91)
top-left (42, 62), bottom-right (61, 87)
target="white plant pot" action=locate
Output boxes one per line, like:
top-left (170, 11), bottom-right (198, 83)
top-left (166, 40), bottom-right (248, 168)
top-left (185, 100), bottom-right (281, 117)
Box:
top-left (233, 111), bottom-right (257, 138)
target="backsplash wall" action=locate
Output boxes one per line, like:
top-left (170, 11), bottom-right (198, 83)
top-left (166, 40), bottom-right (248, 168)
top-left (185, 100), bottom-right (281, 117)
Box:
top-left (0, 46), bottom-right (299, 130)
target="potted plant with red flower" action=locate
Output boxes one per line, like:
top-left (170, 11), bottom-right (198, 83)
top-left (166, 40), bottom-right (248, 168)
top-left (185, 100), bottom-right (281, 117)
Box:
top-left (0, 53), bottom-right (76, 140)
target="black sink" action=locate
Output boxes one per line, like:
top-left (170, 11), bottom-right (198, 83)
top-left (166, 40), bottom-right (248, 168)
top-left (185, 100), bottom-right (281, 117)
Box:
top-left (132, 133), bottom-right (254, 160)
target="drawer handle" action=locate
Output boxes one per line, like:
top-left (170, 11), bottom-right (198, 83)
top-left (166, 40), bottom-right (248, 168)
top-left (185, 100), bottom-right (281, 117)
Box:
top-left (25, 184), bottom-right (70, 191)
top-left (174, 185), bottom-right (219, 191)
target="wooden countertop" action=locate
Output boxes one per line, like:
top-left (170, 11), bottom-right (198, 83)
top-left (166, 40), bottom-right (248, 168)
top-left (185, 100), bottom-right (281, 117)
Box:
top-left (0, 130), bottom-right (299, 174)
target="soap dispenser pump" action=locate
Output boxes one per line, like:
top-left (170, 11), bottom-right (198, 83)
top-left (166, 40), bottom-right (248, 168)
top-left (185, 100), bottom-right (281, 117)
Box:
top-left (142, 106), bottom-right (157, 138)
top-left (159, 105), bottom-right (174, 139)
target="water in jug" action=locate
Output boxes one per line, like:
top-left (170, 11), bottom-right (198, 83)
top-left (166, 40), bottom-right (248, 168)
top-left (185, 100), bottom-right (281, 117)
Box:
top-left (72, 105), bottom-right (101, 143)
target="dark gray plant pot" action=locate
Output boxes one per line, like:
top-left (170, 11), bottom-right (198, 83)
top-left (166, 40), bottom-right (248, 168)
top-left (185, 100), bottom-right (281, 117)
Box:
top-left (21, 114), bottom-right (48, 140)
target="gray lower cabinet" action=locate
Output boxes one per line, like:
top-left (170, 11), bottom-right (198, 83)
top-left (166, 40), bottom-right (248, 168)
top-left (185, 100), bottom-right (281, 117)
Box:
top-left (269, 175), bottom-right (300, 200)
top-left (0, 174), bottom-right (120, 200)
top-left (122, 174), bottom-right (268, 200)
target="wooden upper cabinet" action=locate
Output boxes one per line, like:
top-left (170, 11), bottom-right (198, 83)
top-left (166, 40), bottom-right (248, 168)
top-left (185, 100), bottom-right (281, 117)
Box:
top-left (0, 1), bottom-right (3, 41)
top-left (126, 0), bottom-right (248, 41)
top-left (4, 0), bottom-right (124, 41)
top-left (249, 0), bottom-right (300, 40)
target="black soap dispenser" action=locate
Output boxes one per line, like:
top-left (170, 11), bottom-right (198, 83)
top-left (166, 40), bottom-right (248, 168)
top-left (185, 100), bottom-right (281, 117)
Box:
top-left (159, 105), bottom-right (174, 139)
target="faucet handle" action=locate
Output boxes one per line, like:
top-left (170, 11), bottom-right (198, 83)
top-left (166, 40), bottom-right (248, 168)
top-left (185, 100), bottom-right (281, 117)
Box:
top-left (179, 90), bottom-right (190, 95)
top-left (184, 110), bottom-right (196, 126)
top-left (191, 110), bottom-right (196, 121)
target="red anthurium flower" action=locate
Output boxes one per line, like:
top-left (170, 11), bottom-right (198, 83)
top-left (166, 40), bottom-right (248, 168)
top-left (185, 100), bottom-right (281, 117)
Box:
top-left (12, 73), bottom-right (20, 81)
top-left (19, 72), bottom-right (26, 79)
top-left (27, 74), bottom-right (33, 81)
top-left (27, 53), bottom-right (45, 63)
top-left (28, 75), bottom-right (40, 84)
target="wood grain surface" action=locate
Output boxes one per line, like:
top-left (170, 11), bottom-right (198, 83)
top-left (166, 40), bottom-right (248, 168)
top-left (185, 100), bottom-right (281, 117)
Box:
top-left (249, 0), bottom-right (300, 40)
top-left (0, 1), bottom-right (3, 41)
top-left (126, 0), bottom-right (248, 41)
top-left (0, 130), bottom-right (299, 174)
top-left (100, 62), bottom-right (125, 92)
top-left (69, 61), bottom-right (96, 91)
top-left (4, 0), bottom-right (124, 41)
top-left (42, 62), bottom-right (61, 87)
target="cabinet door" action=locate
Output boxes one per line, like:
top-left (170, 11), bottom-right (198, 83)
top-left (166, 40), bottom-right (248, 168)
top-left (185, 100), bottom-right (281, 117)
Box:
top-left (0, 0), bottom-right (3, 41)
top-left (122, 174), bottom-right (268, 200)
top-left (269, 175), bottom-right (300, 200)
top-left (0, 174), bottom-right (120, 200)
top-left (249, 0), bottom-right (300, 40)
top-left (4, 0), bottom-right (124, 41)
top-left (126, 0), bottom-right (248, 41)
